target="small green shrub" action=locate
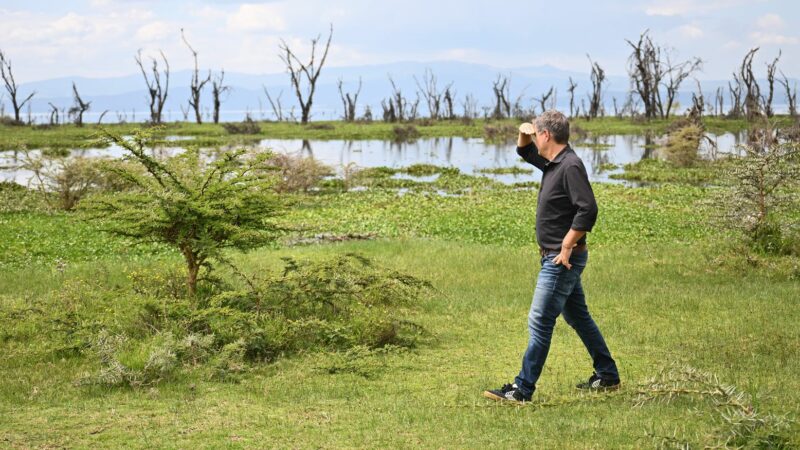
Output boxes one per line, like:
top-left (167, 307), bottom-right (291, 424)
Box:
top-left (664, 124), bottom-right (703, 167)
top-left (222, 116), bottom-right (261, 134)
top-left (267, 153), bottom-right (334, 193)
top-left (392, 125), bottom-right (420, 142)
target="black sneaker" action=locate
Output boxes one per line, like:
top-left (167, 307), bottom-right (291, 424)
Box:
top-left (575, 372), bottom-right (621, 391)
top-left (483, 383), bottom-right (531, 403)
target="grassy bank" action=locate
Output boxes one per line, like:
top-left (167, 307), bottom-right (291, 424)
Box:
top-left (2, 115), bottom-right (795, 151)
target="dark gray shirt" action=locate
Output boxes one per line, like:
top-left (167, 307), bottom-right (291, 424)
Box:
top-left (517, 143), bottom-right (598, 250)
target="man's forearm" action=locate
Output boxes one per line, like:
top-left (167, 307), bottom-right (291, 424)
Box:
top-left (562, 229), bottom-right (587, 249)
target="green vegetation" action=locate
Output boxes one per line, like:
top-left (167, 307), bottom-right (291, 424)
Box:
top-left (610, 159), bottom-right (719, 184)
top-left (3, 115), bottom-right (796, 151)
top-left (1, 122), bottom-right (798, 448)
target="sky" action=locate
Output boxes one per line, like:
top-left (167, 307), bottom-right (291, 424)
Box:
top-left (0, 0), bottom-right (798, 83)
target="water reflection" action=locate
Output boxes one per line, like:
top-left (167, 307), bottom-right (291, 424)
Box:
top-left (1, 132), bottom-right (748, 186)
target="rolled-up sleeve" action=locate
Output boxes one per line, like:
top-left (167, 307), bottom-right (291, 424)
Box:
top-left (564, 164), bottom-right (598, 232)
top-left (517, 143), bottom-right (548, 171)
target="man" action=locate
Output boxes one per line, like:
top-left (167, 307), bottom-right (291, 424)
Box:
top-left (483, 110), bottom-right (620, 403)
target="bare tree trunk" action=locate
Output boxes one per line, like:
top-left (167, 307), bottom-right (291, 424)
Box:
top-left (763, 51), bottom-right (781, 118)
top-left (443, 85), bottom-right (456, 119)
top-left (0, 49), bottom-right (36, 124)
top-left (48, 102), bottom-right (59, 125)
top-left (68, 82), bottom-right (91, 126)
top-left (663, 54), bottom-right (702, 119)
top-left (181, 29), bottom-right (211, 124)
top-left (461, 94), bottom-right (478, 119)
top-left (587, 56), bottom-right (605, 119)
top-left (714, 87), bottom-right (724, 116)
top-left (491, 74), bottom-right (511, 119)
top-left (278, 24), bottom-right (333, 124)
top-left (337, 77), bottom-right (362, 122)
top-left (728, 75), bottom-right (743, 118)
top-left (264, 87), bottom-right (285, 121)
top-left (567, 77), bottom-right (577, 118)
top-left (211, 69), bottom-right (230, 124)
top-left (778, 70), bottom-right (797, 117)
top-left (739, 48), bottom-right (762, 120)
top-left (135, 49), bottom-right (170, 124)
top-left (535, 86), bottom-right (554, 113)
top-left (690, 79), bottom-right (705, 118)
top-left (414, 68), bottom-right (446, 119)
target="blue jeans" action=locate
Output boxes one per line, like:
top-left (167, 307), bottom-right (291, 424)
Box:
top-left (514, 251), bottom-right (619, 397)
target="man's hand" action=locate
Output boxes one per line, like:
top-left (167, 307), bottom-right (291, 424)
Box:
top-left (552, 244), bottom-right (574, 270)
top-left (518, 122), bottom-right (534, 147)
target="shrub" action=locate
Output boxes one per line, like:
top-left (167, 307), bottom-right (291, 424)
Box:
top-left (190, 253), bottom-right (431, 360)
top-left (267, 153), bottom-right (334, 193)
top-left (21, 151), bottom-right (104, 211)
top-left (483, 123), bottom-right (517, 143)
top-left (663, 124), bottom-right (703, 167)
top-left (712, 140), bottom-right (800, 255)
top-left (81, 128), bottom-right (284, 296)
top-left (392, 125), bottom-right (420, 142)
top-left (222, 115), bottom-right (261, 134)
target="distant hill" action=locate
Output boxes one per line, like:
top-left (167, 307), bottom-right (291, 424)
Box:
top-left (9, 61), bottom-right (796, 123)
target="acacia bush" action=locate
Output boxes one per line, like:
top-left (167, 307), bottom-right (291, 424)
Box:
top-left (81, 128), bottom-right (284, 296)
top-left (713, 139), bottom-right (800, 255)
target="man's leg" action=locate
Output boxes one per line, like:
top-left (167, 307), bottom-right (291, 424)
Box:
top-left (561, 273), bottom-right (619, 381)
top-left (514, 255), bottom-right (585, 397)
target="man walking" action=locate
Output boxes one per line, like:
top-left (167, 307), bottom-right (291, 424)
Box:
top-left (484, 110), bottom-right (620, 403)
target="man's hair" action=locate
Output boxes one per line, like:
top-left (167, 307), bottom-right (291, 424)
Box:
top-left (534, 110), bottom-right (570, 144)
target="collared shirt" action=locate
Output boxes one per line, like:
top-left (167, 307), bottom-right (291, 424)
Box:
top-left (517, 143), bottom-right (598, 250)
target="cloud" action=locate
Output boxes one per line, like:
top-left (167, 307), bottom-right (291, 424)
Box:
top-left (135, 21), bottom-right (173, 42)
top-left (676, 24), bottom-right (704, 39)
top-left (226, 3), bottom-right (287, 32)
top-left (749, 31), bottom-right (799, 45)
top-left (644, 0), bottom-right (750, 16)
top-left (756, 13), bottom-right (784, 30)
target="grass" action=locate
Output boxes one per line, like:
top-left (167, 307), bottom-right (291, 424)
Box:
top-left (2, 115), bottom-right (795, 151)
top-left (1, 239), bottom-right (798, 448)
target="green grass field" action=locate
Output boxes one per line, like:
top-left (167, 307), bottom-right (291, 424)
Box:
top-left (2, 115), bottom-right (794, 151)
top-left (2, 169), bottom-right (799, 447)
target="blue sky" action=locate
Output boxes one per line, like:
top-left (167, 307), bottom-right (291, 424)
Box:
top-left (1, 0), bottom-right (797, 82)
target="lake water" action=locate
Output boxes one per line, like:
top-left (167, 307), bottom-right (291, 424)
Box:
top-left (1, 132), bottom-right (747, 187)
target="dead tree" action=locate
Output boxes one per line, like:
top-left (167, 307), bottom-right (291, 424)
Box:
top-left (337, 77), bottom-right (362, 122)
top-left (714, 87), bottom-right (724, 116)
top-left (443, 85), bottom-right (456, 119)
top-left (277, 24), bottom-right (333, 124)
top-left (135, 49), bottom-right (170, 124)
top-left (739, 48), bottom-right (762, 120)
top-left (763, 51), bottom-right (781, 118)
top-left (587, 56), bottom-right (605, 119)
top-left (381, 98), bottom-right (396, 122)
top-left (663, 54), bottom-right (702, 118)
top-left (48, 102), bottom-right (60, 125)
top-left (387, 76), bottom-right (408, 121)
top-left (625, 31), bottom-right (663, 119)
top-left (567, 77), bottom-right (577, 117)
top-left (778, 70), bottom-right (797, 117)
top-left (97, 110), bottom-right (109, 124)
top-left (68, 82), bottom-right (91, 126)
top-left (264, 87), bottom-right (285, 121)
top-left (181, 29), bottom-right (211, 124)
top-left (491, 74), bottom-right (511, 119)
top-left (211, 69), bottom-right (230, 124)
top-left (690, 79), bottom-right (705, 118)
top-left (728, 74), bottom-right (743, 118)
top-left (0, 48), bottom-right (36, 124)
top-left (414, 68), bottom-right (445, 119)
top-left (535, 86), bottom-right (554, 114)
top-left (461, 94), bottom-right (478, 119)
